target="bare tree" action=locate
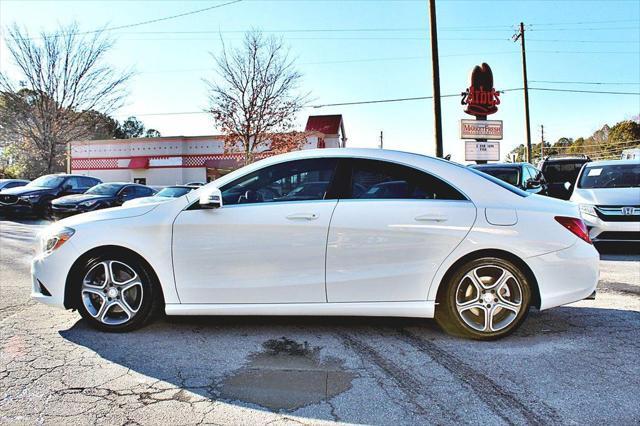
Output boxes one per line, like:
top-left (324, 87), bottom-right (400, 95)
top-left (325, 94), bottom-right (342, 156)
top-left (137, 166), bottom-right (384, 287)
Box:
top-left (207, 31), bottom-right (310, 165)
top-left (0, 23), bottom-right (132, 176)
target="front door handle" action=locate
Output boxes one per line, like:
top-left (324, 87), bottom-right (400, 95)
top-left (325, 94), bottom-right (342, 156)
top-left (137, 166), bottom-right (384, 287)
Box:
top-left (286, 213), bottom-right (318, 221)
top-left (415, 214), bottom-right (448, 222)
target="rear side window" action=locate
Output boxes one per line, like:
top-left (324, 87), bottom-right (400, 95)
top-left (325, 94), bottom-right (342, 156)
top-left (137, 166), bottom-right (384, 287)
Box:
top-left (346, 159), bottom-right (466, 200)
top-left (467, 167), bottom-right (531, 197)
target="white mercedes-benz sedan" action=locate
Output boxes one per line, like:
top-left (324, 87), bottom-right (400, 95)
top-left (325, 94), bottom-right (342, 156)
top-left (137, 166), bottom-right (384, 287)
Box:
top-left (31, 149), bottom-right (599, 340)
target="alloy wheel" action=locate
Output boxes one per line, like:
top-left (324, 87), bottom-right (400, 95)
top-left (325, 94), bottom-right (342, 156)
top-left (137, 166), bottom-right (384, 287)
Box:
top-left (81, 260), bottom-right (144, 326)
top-left (455, 265), bottom-right (523, 333)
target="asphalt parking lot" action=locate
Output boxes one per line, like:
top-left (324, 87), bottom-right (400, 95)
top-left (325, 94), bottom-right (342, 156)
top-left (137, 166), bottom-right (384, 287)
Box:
top-left (1, 220), bottom-right (639, 425)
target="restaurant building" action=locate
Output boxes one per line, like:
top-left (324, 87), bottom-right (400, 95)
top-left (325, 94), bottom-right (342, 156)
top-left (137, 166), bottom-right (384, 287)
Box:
top-left (70, 115), bottom-right (347, 186)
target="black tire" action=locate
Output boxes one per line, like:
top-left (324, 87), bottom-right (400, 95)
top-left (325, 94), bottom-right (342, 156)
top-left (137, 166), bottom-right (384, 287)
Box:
top-left (435, 257), bottom-right (531, 341)
top-left (72, 252), bottom-right (163, 332)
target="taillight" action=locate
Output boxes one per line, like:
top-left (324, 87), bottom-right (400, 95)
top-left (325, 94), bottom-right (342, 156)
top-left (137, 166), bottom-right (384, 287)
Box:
top-left (555, 216), bottom-right (592, 244)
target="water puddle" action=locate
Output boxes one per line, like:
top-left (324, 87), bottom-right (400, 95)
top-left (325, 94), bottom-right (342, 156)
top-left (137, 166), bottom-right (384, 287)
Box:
top-left (220, 337), bottom-right (355, 410)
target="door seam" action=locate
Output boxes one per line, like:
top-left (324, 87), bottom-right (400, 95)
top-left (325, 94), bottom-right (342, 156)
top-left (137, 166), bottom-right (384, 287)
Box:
top-left (324, 200), bottom-right (340, 303)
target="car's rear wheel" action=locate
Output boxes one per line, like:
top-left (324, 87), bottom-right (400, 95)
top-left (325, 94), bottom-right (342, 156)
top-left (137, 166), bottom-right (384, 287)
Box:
top-left (74, 254), bottom-right (161, 332)
top-left (435, 257), bottom-right (531, 340)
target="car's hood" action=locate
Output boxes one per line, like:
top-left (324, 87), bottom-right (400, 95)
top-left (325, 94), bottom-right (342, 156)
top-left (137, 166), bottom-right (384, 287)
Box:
top-left (52, 194), bottom-right (112, 204)
top-left (123, 195), bottom-right (171, 206)
top-left (57, 204), bottom-right (159, 227)
top-left (0, 186), bottom-right (46, 196)
top-left (571, 187), bottom-right (640, 206)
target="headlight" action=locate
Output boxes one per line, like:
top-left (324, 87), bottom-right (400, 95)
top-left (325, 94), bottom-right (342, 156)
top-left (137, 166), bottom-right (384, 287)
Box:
top-left (19, 194), bottom-right (40, 202)
top-left (40, 227), bottom-right (75, 255)
top-left (79, 200), bottom-right (98, 208)
top-left (579, 204), bottom-right (597, 217)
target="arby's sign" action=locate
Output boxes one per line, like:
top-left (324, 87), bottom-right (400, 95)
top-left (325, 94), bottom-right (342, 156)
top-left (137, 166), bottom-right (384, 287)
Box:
top-left (460, 63), bottom-right (500, 117)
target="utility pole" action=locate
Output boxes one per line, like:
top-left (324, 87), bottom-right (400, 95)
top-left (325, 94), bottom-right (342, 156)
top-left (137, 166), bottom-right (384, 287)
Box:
top-left (540, 124), bottom-right (544, 162)
top-left (514, 22), bottom-right (532, 163)
top-left (428, 0), bottom-right (443, 158)
top-left (379, 131), bottom-right (384, 149)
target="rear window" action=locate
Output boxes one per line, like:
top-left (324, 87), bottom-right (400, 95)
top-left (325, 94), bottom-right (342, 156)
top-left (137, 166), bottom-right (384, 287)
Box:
top-left (467, 167), bottom-right (531, 197)
top-left (542, 161), bottom-right (587, 184)
top-left (473, 167), bottom-right (520, 186)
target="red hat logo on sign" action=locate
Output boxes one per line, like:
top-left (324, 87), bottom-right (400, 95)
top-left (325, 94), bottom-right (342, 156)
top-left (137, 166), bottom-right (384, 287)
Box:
top-left (461, 63), bottom-right (500, 117)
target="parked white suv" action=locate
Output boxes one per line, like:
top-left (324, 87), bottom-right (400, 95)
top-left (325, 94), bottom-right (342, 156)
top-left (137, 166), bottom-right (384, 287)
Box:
top-left (570, 159), bottom-right (640, 243)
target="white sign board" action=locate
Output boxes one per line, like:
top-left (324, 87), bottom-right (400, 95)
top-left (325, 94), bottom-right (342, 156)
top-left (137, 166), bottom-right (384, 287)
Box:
top-left (465, 141), bottom-right (500, 161)
top-left (460, 119), bottom-right (503, 140)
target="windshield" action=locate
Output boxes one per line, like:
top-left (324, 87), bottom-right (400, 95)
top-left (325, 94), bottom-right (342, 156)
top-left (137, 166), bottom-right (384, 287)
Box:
top-left (467, 167), bottom-right (530, 197)
top-left (542, 161), bottom-right (586, 184)
top-left (86, 183), bottom-right (123, 196)
top-left (157, 187), bottom-right (192, 197)
top-left (474, 167), bottom-right (519, 186)
top-left (26, 175), bottom-right (65, 188)
top-left (578, 164), bottom-right (640, 189)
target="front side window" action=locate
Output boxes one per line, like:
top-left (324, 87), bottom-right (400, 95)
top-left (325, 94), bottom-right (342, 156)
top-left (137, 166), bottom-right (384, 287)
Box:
top-left (578, 164), bottom-right (640, 189)
top-left (348, 159), bottom-right (466, 200)
top-left (220, 158), bottom-right (338, 205)
top-left (65, 177), bottom-right (83, 189)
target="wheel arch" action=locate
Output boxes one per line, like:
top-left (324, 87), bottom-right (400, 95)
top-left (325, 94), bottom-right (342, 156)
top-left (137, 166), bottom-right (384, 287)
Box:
top-left (64, 245), bottom-right (165, 309)
top-left (434, 249), bottom-right (541, 310)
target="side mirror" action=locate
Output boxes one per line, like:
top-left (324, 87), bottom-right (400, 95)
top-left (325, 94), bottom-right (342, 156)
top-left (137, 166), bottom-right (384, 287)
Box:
top-left (526, 179), bottom-right (540, 189)
top-left (199, 187), bottom-right (223, 209)
top-left (563, 181), bottom-right (572, 191)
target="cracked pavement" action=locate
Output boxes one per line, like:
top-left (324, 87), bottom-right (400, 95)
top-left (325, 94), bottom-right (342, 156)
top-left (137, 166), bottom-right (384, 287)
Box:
top-left (1, 219), bottom-right (639, 425)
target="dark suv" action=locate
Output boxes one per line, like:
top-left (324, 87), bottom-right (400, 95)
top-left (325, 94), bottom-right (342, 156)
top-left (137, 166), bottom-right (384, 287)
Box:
top-left (538, 155), bottom-right (591, 200)
top-left (469, 163), bottom-right (548, 195)
top-left (0, 174), bottom-right (101, 218)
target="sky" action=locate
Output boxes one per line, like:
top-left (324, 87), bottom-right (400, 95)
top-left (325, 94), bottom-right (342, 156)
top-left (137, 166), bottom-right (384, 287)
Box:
top-left (0, 0), bottom-right (639, 162)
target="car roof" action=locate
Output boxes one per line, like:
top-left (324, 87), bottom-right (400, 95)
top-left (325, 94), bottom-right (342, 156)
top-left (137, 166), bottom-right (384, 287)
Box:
top-left (542, 156), bottom-right (589, 162)
top-left (583, 159), bottom-right (639, 167)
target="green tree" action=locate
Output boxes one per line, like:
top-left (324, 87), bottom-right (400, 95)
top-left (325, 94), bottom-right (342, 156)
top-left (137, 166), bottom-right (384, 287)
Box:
top-left (145, 128), bottom-right (161, 138)
top-left (119, 116), bottom-right (145, 138)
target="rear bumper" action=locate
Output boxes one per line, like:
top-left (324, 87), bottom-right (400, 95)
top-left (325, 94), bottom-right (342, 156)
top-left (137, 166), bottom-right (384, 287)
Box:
top-left (527, 240), bottom-right (599, 310)
top-left (582, 214), bottom-right (640, 242)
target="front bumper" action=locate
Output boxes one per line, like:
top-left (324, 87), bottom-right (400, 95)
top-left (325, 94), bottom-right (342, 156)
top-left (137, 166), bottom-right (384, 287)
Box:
top-left (582, 214), bottom-right (640, 242)
top-left (527, 239), bottom-right (599, 311)
top-left (0, 202), bottom-right (37, 216)
top-left (31, 239), bottom-right (81, 309)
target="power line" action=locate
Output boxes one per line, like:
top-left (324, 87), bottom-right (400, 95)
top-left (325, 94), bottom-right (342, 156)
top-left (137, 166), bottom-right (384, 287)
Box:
top-left (529, 87), bottom-right (640, 95)
top-left (530, 80), bottom-right (640, 86)
top-left (21, 0), bottom-right (243, 39)
top-left (529, 19), bottom-right (640, 26)
top-left (115, 86), bottom-right (640, 117)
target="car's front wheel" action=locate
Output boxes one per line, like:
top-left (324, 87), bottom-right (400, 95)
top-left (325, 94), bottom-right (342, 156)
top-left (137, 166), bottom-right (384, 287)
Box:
top-left (74, 254), bottom-right (161, 332)
top-left (435, 257), bottom-right (531, 340)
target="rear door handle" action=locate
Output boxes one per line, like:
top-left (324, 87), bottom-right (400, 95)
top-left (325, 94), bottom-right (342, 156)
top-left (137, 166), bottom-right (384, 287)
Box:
top-left (286, 213), bottom-right (318, 221)
top-left (415, 214), bottom-right (448, 222)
